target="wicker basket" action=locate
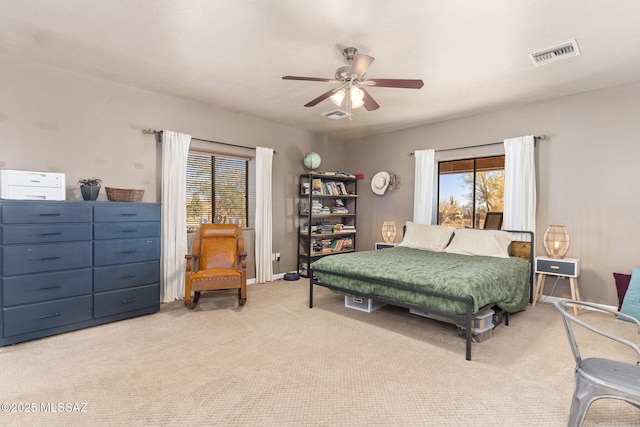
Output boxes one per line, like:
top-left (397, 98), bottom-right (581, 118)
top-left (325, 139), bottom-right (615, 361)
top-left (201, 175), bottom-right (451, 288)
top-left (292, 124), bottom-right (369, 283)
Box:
top-left (105, 187), bottom-right (144, 202)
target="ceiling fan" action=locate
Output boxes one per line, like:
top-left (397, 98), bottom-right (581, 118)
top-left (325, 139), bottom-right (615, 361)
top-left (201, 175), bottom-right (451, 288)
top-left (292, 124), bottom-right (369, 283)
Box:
top-left (282, 47), bottom-right (424, 114)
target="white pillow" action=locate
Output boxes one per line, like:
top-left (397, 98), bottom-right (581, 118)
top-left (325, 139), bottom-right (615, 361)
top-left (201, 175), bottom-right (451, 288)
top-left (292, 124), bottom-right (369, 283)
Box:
top-left (398, 222), bottom-right (454, 252)
top-left (444, 228), bottom-right (515, 258)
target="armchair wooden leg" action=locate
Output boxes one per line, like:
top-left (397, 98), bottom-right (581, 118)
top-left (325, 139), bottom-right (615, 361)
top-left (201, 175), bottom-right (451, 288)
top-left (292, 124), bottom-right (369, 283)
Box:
top-left (184, 291), bottom-right (201, 309)
top-left (238, 288), bottom-right (247, 306)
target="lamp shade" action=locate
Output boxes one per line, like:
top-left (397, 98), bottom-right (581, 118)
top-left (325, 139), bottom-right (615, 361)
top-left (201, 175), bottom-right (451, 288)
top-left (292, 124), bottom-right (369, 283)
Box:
top-left (382, 220), bottom-right (397, 243)
top-left (350, 86), bottom-right (365, 109)
top-left (543, 225), bottom-right (570, 259)
top-left (330, 88), bottom-right (346, 106)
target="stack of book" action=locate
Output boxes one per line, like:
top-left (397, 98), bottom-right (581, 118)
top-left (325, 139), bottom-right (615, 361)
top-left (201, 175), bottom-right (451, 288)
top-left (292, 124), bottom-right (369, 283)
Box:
top-left (332, 199), bottom-right (348, 214)
top-left (311, 200), bottom-right (323, 214)
top-left (301, 182), bottom-right (310, 194)
top-left (317, 224), bottom-right (334, 234)
top-left (341, 224), bottom-right (356, 233)
top-left (341, 237), bottom-right (354, 250)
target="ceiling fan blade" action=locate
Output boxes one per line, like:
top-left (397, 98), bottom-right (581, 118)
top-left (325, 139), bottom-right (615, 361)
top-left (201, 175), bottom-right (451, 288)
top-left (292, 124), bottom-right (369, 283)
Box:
top-left (366, 78), bottom-right (424, 89)
top-left (349, 54), bottom-right (374, 79)
top-left (360, 87), bottom-right (380, 111)
top-left (282, 76), bottom-right (336, 83)
top-left (304, 87), bottom-right (341, 107)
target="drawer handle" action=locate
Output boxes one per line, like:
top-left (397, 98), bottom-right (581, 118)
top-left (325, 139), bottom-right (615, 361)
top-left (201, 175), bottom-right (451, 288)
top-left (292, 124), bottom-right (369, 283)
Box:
top-left (40, 232), bottom-right (62, 236)
top-left (40, 312), bottom-right (61, 320)
top-left (120, 213), bottom-right (138, 216)
top-left (352, 297), bottom-right (363, 303)
top-left (40, 285), bottom-right (62, 290)
top-left (550, 265), bottom-right (560, 270)
top-left (122, 298), bottom-right (138, 304)
top-left (41, 256), bottom-right (62, 261)
top-left (39, 213), bottom-right (62, 217)
top-left (121, 250), bottom-right (138, 254)
top-left (121, 229), bottom-right (138, 233)
top-left (121, 274), bottom-right (137, 279)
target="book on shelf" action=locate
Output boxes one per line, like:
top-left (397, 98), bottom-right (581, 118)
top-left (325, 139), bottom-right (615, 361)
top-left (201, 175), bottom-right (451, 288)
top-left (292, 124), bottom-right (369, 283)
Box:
top-left (312, 179), bottom-right (323, 194)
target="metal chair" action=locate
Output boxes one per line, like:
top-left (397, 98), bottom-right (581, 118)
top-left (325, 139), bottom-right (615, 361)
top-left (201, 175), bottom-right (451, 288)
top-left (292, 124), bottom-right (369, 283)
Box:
top-left (555, 299), bottom-right (640, 426)
top-left (483, 211), bottom-right (503, 229)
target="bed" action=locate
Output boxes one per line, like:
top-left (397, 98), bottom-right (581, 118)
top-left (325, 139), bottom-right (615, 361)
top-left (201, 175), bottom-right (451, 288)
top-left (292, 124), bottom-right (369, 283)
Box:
top-left (309, 223), bottom-right (534, 361)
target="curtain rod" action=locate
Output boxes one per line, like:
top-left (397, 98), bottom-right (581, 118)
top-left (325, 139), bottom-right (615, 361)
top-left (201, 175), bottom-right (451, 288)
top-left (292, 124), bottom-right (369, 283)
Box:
top-left (142, 129), bottom-right (277, 154)
top-left (408, 135), bottom-right (548, 156)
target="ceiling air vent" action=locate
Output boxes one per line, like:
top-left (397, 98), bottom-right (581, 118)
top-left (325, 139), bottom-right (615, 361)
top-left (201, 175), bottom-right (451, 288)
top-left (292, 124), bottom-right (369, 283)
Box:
top-left (528, 39), bottom-right (581, 66)
top-left (321, 109), bottom-right (352, 120)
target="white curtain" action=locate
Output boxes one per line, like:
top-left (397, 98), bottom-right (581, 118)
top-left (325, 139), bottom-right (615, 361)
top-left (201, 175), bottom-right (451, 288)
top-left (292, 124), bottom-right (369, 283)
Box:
top-left (413, 149), bottom-right (436, 224)
top-left (160, 130), bottom-right (191, 302)
top-left (255, 146), bottom-right (274, 283)
top-left (503, 135), bottom-right (536, 233)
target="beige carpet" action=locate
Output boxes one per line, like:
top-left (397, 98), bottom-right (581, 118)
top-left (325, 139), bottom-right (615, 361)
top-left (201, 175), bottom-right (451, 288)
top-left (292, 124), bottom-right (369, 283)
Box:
top-left (1, 280), bottom-right (639, 426)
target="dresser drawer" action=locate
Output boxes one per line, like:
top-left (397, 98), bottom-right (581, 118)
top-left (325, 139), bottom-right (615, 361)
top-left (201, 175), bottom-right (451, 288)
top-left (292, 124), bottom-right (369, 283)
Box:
top-left (3, 242), bottom-right (93, 276)
top-left (3, 223), bottom-right (92, 244)
top-left (2, 204), bottom-right (92, 224)
top-left (94, 238), bottom-right (160, 266)
top-left (94, 284), bottom-right (159, 318)
top-left (94, 204), bottom-right (160, 223)
top-left (94, 261), bottom-right (160, 292)
top-left (3, 269), bottom-right (92, 306)
top-left (93, 222), bottom-right (160, 240)
top-left (3, 295), bottom-right (92, 337)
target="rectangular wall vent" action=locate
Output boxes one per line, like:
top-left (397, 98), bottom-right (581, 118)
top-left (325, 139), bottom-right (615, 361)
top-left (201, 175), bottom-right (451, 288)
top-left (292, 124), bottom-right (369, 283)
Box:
top-left (528, 39), bottom-right (581, 66)
top-left (321, 109), bottom-right (352, 120)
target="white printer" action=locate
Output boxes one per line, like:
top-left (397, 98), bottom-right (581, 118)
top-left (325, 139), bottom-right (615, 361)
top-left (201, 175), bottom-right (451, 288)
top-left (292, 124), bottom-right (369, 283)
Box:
top-left (0, 169), bottom-right (66, 200)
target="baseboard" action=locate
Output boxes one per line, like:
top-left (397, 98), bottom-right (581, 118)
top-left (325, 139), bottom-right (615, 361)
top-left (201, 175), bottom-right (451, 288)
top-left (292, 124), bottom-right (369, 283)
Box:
top-left (536, 294), bottom-right (617, 311)
top-left (247, 272), bottom-right (286, 286)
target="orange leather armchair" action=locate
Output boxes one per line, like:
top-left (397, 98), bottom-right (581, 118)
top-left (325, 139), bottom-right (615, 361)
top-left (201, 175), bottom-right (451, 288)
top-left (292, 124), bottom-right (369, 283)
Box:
top-left (184, 224), bottom-right (247, 309)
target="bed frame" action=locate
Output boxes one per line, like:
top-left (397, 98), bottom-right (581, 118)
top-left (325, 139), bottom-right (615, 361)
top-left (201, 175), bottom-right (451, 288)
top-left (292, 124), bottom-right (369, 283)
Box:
top-left (309, 230), bottom-right (534, 361)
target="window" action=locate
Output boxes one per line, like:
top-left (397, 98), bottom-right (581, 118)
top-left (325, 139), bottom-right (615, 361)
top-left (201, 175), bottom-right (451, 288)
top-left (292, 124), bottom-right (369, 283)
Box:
top-left (186, 151), bottom-right (248, 230)
top-left (438, 155), bottom-right (504, 229)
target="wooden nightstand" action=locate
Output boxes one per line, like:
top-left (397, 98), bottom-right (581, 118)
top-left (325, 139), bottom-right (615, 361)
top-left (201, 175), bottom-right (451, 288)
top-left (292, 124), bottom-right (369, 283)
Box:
top-left (533, 256), bottom-right (581, 315)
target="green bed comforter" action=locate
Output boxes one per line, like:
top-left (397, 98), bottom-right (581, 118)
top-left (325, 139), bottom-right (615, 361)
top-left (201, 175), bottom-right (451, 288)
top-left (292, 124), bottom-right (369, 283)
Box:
top-left (312, 246), bottom-right (529, 314)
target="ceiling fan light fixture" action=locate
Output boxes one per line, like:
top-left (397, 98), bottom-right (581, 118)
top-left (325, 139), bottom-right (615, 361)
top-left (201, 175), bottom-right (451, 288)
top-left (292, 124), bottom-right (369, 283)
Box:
top-left (350, 86), bottom-right (365, 109)
top-left (330, 88), bottom-right (346, 106)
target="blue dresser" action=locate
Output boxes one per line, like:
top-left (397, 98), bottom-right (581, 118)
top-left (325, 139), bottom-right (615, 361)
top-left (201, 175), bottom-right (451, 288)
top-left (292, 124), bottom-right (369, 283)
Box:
top-left (0, 201), bottom-right (160, 346)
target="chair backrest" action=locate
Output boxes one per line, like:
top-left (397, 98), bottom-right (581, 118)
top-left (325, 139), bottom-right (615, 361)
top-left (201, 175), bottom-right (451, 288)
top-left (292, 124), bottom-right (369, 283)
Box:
top-left (483, 212), bottom-right (503, 229)
top-left (197, 224), bottom-right (240, 270)
top-left (554, 299), bottom-right (640, 365)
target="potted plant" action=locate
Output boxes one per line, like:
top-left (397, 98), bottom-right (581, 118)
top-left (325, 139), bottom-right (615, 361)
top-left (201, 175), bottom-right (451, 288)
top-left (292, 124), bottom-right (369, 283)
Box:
top-left (78, 177), bottom-right (102, 201)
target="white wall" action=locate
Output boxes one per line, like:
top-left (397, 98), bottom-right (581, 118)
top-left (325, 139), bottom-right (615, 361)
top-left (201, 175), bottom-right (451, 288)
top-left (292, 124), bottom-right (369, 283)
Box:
top-left (0, 54), bottom-right (345, 280)
top-left (344, 81), bottom-right (640, 306)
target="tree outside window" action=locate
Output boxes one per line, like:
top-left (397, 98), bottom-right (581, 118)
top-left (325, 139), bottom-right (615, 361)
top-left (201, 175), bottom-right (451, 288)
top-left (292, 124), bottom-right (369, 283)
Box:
top-left (438, 156), bottom-right (504, 228)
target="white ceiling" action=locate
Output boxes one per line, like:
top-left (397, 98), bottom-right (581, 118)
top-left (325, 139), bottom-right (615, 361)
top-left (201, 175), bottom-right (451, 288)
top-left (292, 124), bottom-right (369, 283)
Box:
top-left (2, 0), bottom-right (640, 140)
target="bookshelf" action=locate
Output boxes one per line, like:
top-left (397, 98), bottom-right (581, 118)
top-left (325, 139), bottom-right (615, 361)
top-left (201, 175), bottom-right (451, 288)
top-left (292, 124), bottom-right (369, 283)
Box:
top-left (298, 173), bottom-right (357, 277)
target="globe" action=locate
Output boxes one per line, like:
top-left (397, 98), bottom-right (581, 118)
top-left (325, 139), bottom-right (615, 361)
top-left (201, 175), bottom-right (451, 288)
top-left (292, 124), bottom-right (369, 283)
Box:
top-left (303, 152), bottom-right (321, 171)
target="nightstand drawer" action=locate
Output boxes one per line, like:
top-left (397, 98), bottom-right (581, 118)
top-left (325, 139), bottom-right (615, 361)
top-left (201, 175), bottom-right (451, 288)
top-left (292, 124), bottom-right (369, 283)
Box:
top-left (536, 258), bottom-right (579, 277)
